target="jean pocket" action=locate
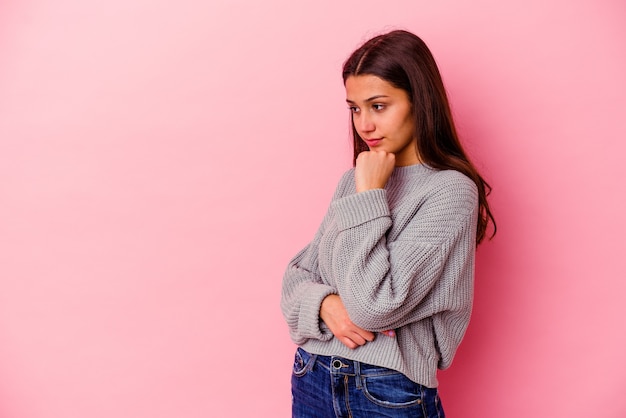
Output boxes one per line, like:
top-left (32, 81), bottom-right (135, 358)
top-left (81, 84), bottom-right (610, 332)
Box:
top-left (292, 348), bottom-right (316, 377)
top-left (362, 371), bottom-right (423, 408)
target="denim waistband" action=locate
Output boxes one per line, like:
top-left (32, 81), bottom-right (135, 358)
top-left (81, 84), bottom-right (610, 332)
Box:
top-left (299, 348), bottom-right (401, 377)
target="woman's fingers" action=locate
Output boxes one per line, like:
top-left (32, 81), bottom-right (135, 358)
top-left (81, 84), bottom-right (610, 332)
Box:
top-left (349, 330), bottom-right (371, 346)
top-left (342, 332), bottom-right (372, 349)
top-left (355, 150), bottom-right (396, 192)
top-left (320, 295), bottom-right (376, 349)
top-left (381, 329), bottom-right (396, 337)
top-left (341, 337), bottom-right (358, 350)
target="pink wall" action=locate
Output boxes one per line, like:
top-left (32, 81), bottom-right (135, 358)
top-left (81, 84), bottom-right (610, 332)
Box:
top-left (1, 0), bottom-right (625, 417)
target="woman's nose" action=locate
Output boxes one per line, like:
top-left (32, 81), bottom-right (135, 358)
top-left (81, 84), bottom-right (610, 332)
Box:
top-left (355, 112), bottom-right (375, 133)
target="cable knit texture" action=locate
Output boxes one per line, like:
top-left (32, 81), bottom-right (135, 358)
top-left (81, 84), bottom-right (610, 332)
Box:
top-left (281, 163), bottom-right (478, 388)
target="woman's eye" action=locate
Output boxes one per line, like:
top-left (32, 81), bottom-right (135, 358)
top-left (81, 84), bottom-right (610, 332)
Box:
top-left (373, 104), bottom-right (385, 111)
top-left (348, 106), bottom-right (360, 113)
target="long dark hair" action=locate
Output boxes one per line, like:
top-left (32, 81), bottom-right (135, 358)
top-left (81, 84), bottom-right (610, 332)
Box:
top-left (343, 30), bottom-right (496, 244)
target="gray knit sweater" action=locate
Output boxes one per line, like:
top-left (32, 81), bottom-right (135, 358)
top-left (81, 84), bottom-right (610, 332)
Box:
top-left (281, 163), bottom-right (478, 388)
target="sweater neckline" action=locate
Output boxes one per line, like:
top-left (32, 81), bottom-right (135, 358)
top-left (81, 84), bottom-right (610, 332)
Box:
top-left (391, 163), bottom-right (431, 180)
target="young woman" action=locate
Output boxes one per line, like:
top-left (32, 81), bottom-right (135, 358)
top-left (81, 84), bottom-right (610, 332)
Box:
top-left (281, 30), bottom-right (495, 418)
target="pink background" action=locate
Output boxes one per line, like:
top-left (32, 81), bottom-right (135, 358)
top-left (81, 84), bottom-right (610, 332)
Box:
top-left (1, 0), bottom-right (625, 417)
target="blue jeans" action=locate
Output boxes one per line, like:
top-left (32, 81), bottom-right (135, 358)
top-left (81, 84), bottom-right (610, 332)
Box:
top-left (291, 348), bottom-right (445, 418)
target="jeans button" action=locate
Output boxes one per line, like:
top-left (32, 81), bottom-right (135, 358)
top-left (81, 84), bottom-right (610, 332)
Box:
top-left (332, 360), bottom-right (343, 369)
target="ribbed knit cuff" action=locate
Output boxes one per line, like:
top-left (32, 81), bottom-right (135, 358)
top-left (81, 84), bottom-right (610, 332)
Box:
top-left (331, 188), bottom-right (390, 230)
top-left (299, 284), bottom-right (336, 341)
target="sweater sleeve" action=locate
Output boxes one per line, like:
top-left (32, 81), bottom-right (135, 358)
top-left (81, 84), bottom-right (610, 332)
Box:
top-left (330, 172), bottom-right (478, 332)
top-left (280, 171), bottom-right (352, 345)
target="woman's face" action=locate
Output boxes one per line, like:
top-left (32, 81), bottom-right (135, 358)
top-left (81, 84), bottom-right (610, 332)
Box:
top-left (345, 74), bottom-right (418, 166)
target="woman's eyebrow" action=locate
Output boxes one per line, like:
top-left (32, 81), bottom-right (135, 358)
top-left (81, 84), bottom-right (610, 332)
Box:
top-left (346, 95), bottom-right (390, 104)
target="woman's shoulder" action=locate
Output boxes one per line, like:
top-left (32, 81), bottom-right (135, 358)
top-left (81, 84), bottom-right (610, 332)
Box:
top-left (395, 164), bottom-right (476, 193)
top-left (429, 168), bottom-right (476, 191)
top-left (332, 167), bottom-right (356, 200)
top-left (338, 167), bottom-right (356, 182)
top-left (425, 168), bottom-right (479, 209)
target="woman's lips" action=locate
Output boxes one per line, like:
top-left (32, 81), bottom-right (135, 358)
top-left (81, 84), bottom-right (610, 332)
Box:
top-left (364, 138), bottom-right (383, 147)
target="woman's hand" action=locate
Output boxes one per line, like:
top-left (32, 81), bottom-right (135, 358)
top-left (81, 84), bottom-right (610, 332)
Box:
top-left (320, 295), bottom-right (375, 349)
top-left (355, 150), bottom-right (396, 193)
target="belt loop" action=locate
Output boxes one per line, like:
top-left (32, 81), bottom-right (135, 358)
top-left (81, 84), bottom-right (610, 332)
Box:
top-left (309, 354), bottom-right (318, 372)
top-left (354, 360), bottom-right (362, 389)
